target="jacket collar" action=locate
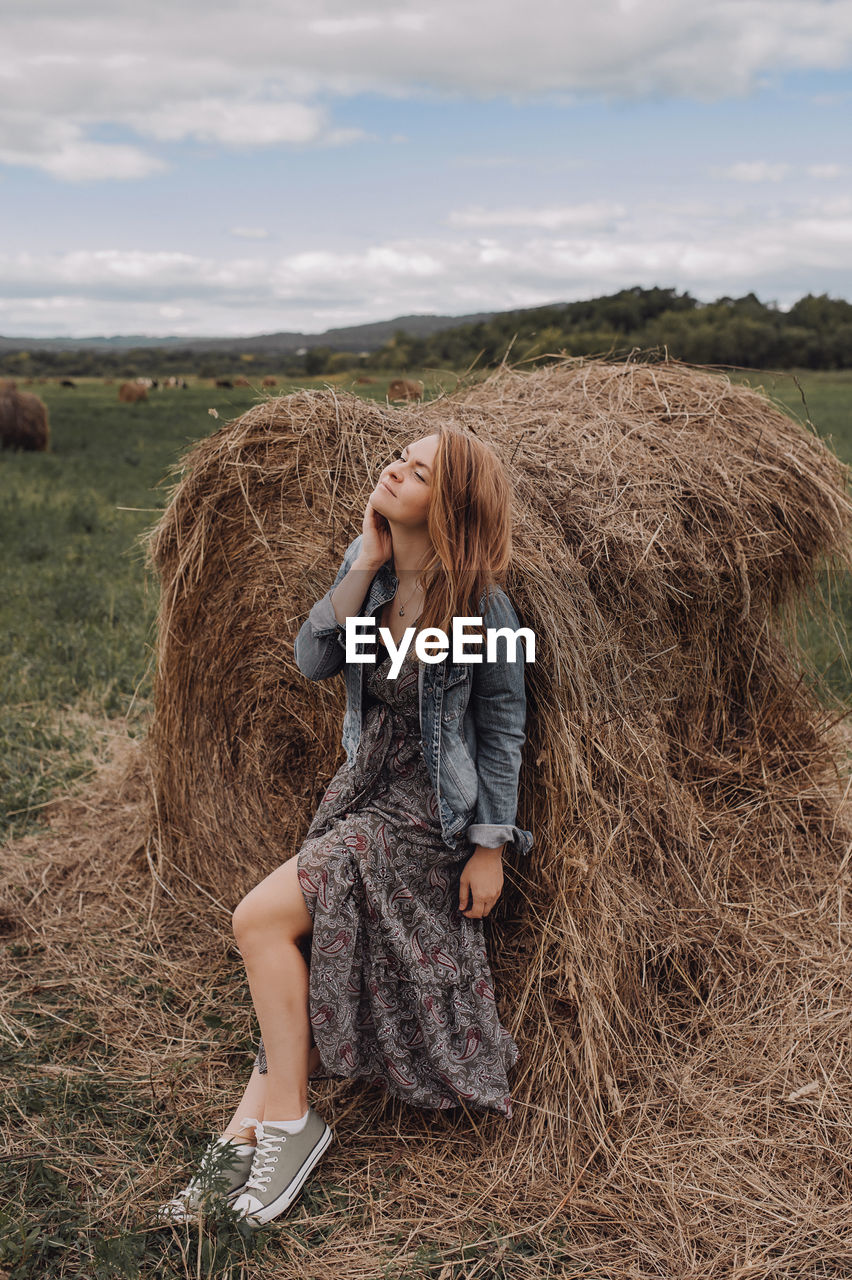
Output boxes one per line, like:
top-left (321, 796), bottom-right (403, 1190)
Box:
top-left (364, 559), bottom-right (398, 614)
top-left (369, 559), bottom-right (491, 618)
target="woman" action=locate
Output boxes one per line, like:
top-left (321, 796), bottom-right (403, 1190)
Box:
top-left (158, 425), bottom-right (532, 1228)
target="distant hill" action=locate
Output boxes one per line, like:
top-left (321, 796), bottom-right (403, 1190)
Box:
top-left (0, 310), bottom-right (500, 354)
top-left (4, 287), bottom-right (850, 374)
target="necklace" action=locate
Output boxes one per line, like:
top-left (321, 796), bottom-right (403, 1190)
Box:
top-left (395, 577), bottom-right (423, 617)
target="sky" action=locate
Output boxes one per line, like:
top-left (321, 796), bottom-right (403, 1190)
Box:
top-left (2, 0), bottom-right (851, 338)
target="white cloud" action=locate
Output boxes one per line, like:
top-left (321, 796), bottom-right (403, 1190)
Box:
top-left (1, 0), bottom-right (851, 180)
top-left (0, 113), bottom-right (163, 181)
top-left (718, 161), bottom-right (792, 182)
top-left (813, 196), bottom-right (852, 216)
top-left (711, 160), bottom-right (850, 185)
top-left (128, 99), bottom-right (332, 147)
top-left (447, 202), bottom-right (628, 229)
top-left (307, 12), bottom-right (428, 36)
top-left (285, 245), bottom-right (445, 280)
top-left (4, 195), bottom-right (852, 336)
top-left (0, 138), bottom-right (163, 181)
top-left (807, 163), bottom-right (846, 179)
top-left (322, 126), bottom-right (375, 145)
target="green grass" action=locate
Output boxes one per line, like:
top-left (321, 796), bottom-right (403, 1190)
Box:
top-left (1, 367), bottom-right (850, 846)
top-left (728, 368), bottom-right (852, 702)
top-left (0, 373), bottom-right (450, 842)
top-left (728, 366), bottom-right (852, 459)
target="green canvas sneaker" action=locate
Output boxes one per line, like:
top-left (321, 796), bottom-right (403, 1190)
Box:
top-left (157, 1132), bottom-right (256, 1224)
top-left (231, 1109), bottom-right (333, 1226)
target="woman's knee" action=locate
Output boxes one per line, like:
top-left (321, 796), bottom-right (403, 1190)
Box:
top-left (232, 859), bottom-right (312, 947)
top-left (231, 894), bottom-right (259, 946)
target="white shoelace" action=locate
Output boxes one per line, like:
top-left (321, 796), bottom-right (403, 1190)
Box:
top-left (239, 1117), bottom-right (287, 1195)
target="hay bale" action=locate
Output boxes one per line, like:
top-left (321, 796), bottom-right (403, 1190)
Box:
top-left (143, 355), bottom-right (852, 1179)
top-left (388, 376), bottom-right (423, 401)
top-left (0, 382), bottom-right (50, 451)
top-left (261, 375), bottom-right (277, 387)
top-left (118, 382), bottom-right (147, 403)
top-left (233, 376), bottom-right (251, 387)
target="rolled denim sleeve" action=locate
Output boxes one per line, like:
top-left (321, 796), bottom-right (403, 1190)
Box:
top-left (294, 534), bottom-right (364, 681)
top-left (465, 588), bottom-right (533, 856)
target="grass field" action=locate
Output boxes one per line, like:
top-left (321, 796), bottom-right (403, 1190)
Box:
top-left (1, 365), bottom-right (850, 844)
top-left (1, 363), bottom-right (851, 1278)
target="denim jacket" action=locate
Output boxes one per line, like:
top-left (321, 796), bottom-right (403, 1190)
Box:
top-left (294, 533), bottom-right (533, 857)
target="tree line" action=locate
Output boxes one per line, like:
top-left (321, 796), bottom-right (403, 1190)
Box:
top-left (2, 287), bottom-right (850, 379)
top-left (364, 288), bottom-right (852, 375)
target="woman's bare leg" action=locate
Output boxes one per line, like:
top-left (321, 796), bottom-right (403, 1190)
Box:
top-left (219, 1048), bottom-right (323, 1144)
top-left (229, 854), bottom-right (317, 1138)
top-left (220, 1063), bottom-right (269, 1143)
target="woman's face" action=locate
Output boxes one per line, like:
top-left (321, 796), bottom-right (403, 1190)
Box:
top-left (371, 432), bottom-right (439, 529)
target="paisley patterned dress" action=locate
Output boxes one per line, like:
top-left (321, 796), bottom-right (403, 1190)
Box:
top-left (253, 638), bottom-right (520, 1117)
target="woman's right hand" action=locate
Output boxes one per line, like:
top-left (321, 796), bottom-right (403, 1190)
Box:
top-left (360, 498), bottom-right (393, 568)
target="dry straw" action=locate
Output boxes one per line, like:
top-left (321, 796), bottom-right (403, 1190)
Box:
top-left (118, 381), bottom-right (148, 403)
top-left (3, 354), bottom-right (852, 1275)
top-left (0, 377), bottom-right (50, 451)
top-left (145, 347), bottom-right (852, 1125)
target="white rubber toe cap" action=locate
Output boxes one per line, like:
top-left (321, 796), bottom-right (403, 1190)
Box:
top-left (231, 1193), bottom-right (264, 1221)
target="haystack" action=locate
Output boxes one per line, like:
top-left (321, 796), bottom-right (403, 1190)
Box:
top-left (118, 382), bottom-right (147, 403)
top-left (1, 354), bottom-right (851, 1271)
top-left (388, 376), bottom-right (424, 401)
top-left (143, 352), bottom-right (852, 1197)
top-left (0, 378), bottom-right (50, 450)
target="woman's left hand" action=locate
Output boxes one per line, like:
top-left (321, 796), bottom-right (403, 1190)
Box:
top-left (458, 846), bottom-right (505, 919)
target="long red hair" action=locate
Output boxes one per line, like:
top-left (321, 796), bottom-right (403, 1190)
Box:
top-left (394, 424), bottom-right (515, 644)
